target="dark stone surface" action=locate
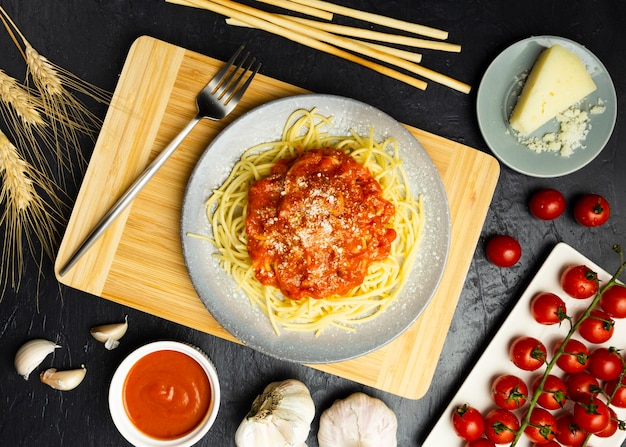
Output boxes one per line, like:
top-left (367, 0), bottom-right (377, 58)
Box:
top-left (1, 1), bottom-right (625, 445)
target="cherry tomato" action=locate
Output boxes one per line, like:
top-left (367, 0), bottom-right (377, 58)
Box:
top-left (452, 404), bottom-right (485, 441)
top-left (529, 188), bottom-right (566, 220)
top-left (491, 374), bottom-right (528, 410)
top-left (574, 193), bottom-right (610, 227)
top-left (483, 408), bottom-right (519, 445)
top-left (486, 235), bottom-right (521, 267)
top-left (535, 441), bottom-right (562, 447)
top-left (577, 309), bottom-right (614, 344)
top-left (524, 407), bottom-right (556, 444)
top-left (560, 265), bottom-right (598, 299)
top-left (555, 413), bottom-right (588, 447)
top-left (587, 347), bottom-right (624, 381)
top-left (600, 284), bottom-right (626, 318)
top-left (573, 397), bottom-right (610, 433)
top-left (530, 292), bottom-right (567, 325)
top-left (595, 407), bottom-right (618, 438)
top-left (565, 372), bottom-right (600, 402)
top-left (510, 336), bottom-right (547, 371)
top-left (465, 438), bottom-right (496, 447)
top-left (532, 374), bottom-right (567, 410)
top-left (604, 376), bottom-right (626, 408)
top-left (554, 339), bottom-right (589, 374)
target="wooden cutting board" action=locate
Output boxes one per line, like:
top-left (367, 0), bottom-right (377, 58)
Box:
top-left (55, 36), bottom-right (500, 399)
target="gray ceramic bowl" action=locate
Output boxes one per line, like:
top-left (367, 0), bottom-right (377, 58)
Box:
top-left (180, 94), bottom-right (450, 364)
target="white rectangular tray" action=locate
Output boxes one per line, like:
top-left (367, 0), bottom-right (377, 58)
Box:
top-left (424, 242), bottom-right (626, 447)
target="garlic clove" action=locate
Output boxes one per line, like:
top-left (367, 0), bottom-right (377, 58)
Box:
top-left (14, 339), bottom-right (61, 380)
top-left (40, 365), bottom-right (87, 391)
top-left (90, 315), bottom-right (128, 350)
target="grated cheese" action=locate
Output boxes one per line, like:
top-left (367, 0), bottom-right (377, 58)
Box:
top-left (515, 99), bottom-right (605, 157)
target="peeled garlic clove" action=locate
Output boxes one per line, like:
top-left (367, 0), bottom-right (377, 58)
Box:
top-left (40, 365), bottom-right (86, 391)
top-left (90, 316), bottom-right (128, 350)
top-left (14, 339), bottom-right (61, 380)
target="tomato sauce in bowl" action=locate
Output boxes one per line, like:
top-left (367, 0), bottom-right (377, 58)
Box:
top-left (123, 350), bottom-right (212, 439)
top-left (109, 341), bottom-right (220, 447)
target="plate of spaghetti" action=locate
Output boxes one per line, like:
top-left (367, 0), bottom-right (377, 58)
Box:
top-left (181, 94), bottom-right (450, 363)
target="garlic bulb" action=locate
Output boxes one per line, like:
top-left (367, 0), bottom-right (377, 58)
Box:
top-left (318, 392), bottom-right (398, 447)
top-left (40, 365), bottom-right (87, 391)
top-left (235, 379), bottom-right (315, 447)
top-left (14, 339), bottom-right (60, 380)
top-left (90, 316), bottom-right (128, 349)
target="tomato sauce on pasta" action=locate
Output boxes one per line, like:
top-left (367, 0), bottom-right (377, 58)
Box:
top-left (246, 148), bottom-right (396, 300)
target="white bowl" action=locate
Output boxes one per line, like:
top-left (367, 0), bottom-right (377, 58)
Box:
top-left (109, 341), bottom-right (220, 447)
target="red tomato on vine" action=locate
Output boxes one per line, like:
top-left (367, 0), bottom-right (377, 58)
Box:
top-left (452, 404), bottom-right (485, 441)
top-left (555, 413), bottom-right (588, 446)
top-left (491, 374), bottom-right (528, 410)
top-left (565, 372), bottom-right (600, 402)
top-left (600, 284), bottom-right (626, 318)
top-left (555, 339), bottom-right (589, 374)
top-left (530, 292), bottom-right (568, 325)
top-left (573, 397), bottom-right (610, 433)
top-left (604, 376), bottom-right (626, 408)
top-left (465, 438), bottom-right (496, 447)
top-left (587, 347), bottom-right (624, 381)
top-left (561, 265), bottom-right (598, 299)
top-left (577, 309), bottom-right (615, 344)
top-left (510, 336), bottom-right (547, 371)
top-left (532, 374), bottom-right (567, 410)
top-left (524, 407), bottom-right (556, 444)
top-left (483, 408), bottom-right (519, 445)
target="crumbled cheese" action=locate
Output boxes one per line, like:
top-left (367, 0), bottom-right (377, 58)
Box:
top-left (515, 100), bottom-right (605, 157)
top-left (590, 98), bottom-right (606, 115)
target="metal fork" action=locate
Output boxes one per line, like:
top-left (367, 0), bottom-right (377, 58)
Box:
top-left (58, 46), bottom-right (260, 277)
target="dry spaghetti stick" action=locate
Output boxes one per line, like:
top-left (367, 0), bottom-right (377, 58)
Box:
top-left (286, 16), bottom-right (461, 52)
top-left (167, 0), bottom-right (429, 90)
top-left (216, 1), bottom-right (470, 93)
top-left (226, 17), bottom-right (423, 63)
top-left (253, 0), bottom-right (333, 20)
top-left (185, 0), bottom-right (470, 93)
top-left (258, 0), bottom-right (448, 40)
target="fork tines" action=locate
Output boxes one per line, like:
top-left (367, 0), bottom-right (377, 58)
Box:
top-left (212, 46), bottom-right (261, 105)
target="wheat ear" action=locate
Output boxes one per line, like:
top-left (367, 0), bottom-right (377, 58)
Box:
top-left (0, 69), bottom-right (45, 127)
top-left (0, 130), bottom-right (62, 295)
top-left (0, 130), bottom-right (35, 211)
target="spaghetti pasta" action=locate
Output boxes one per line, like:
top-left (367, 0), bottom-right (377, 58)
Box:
top-left (198, 108), bottom-right (424, 335)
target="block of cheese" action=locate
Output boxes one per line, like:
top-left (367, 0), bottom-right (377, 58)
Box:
top-left (509, 44), bottom-right (597, 135)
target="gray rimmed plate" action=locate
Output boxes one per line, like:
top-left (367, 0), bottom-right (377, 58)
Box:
top-left (180, 94), bottom-right (450, 364)
top-left (477, 36), bottom-right (616, 178)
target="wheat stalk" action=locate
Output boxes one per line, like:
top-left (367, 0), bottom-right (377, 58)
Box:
top-left (0, 6), bottom-right (110, 299)
top-left (0, 130), bottom-right (62, 295)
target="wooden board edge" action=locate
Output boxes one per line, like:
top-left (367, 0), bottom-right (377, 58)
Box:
top-left (54, 36), bottom-right (186, 292)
